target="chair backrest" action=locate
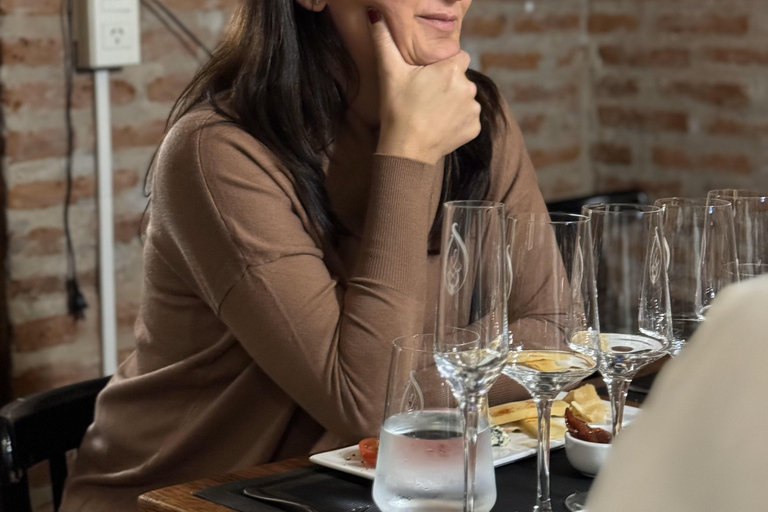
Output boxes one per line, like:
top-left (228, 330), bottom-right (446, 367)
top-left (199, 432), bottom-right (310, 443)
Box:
top-left (0, 376), bottom-right (110, 512)
top-left (546, 190), bottom-right (650, 215)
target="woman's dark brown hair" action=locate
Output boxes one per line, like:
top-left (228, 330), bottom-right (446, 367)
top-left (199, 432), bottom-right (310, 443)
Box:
top-left (170, 0), bottom-right (506, 248)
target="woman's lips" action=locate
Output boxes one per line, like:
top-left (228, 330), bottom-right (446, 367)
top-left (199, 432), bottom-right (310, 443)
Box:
top-left (416, 15), bottom-right (458, 32)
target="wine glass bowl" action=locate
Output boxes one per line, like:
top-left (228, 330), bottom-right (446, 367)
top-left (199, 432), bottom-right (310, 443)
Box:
top-left (583, 204), bottom-right (672, 435)
top-left (504, 212), bottom-right (598, 512)
top-left (435, 201), bottom-right (509, 512)
top-left (707, 189), bottom-right (768, 282)
top-left (654, 197), bottom-right (738, 354)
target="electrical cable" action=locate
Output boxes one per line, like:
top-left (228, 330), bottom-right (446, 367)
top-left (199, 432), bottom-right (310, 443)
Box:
top-left (140, 0), bottom-right (213, 59)
top-left (60, 0), bottom-right (88, 320)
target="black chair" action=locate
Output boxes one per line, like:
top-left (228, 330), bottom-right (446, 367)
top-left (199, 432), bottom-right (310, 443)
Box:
top-left (545, 189), bottom-right (649, 215)
top-left (0, 376), bottom-right (110, 512)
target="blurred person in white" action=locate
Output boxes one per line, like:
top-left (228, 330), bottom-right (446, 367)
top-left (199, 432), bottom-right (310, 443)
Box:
top-left (587, 275), bottom-right (768, 512)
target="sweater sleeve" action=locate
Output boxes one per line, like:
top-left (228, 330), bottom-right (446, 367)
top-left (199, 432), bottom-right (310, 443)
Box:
top-left (152, 112), bottom-right (440, 442)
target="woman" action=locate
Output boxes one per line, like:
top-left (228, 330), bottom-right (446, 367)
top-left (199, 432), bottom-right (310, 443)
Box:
top-left (61, 0), bottom-right (547, 510)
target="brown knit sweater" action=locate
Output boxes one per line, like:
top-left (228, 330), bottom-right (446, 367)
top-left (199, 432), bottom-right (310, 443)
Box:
top-left (60, 103), bottom-right (547, 512)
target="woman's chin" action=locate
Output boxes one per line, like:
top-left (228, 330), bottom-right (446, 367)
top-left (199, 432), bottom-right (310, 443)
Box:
top-left (414, 40), bottom-right (463, 65)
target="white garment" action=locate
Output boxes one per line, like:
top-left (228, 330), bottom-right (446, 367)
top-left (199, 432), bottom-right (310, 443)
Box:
top-left (587, 275), bottom-right (768, 512)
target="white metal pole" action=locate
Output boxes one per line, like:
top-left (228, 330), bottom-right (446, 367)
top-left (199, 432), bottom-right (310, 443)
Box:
top-left (94, 68), bottom-right (118, 376)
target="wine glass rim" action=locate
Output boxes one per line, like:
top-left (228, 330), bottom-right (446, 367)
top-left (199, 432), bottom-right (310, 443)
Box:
top-left (655, 197), bottom-right (733, 209)
top-left (708, 189), bottom-right (767, 199)
top-left (583, 203), bottom-right (663, 214)
top-left (392, 330), bottom-right (480, 353)
top-left (510, 212), bottom-right (589, 225)
top-left (443, 200), bottom-right (505, 210)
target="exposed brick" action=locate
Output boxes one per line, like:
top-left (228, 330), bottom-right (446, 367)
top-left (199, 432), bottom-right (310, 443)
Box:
top-left (660, 81), bottom-right (749, 108)
top-left (0, 0), bottom-right (58, 15)
top-left (706, 118), bottom-right (768, 138)
top-left (481, 52), bottom-right (542, 72)
top-left (9, 227), bottom-right (63, 257)
top-left (656, 14), bottom-right (748, 35)
top-left (147, 74), bottom-right (192, 103)
top-left (591, 142), bottom-right (632, 165)
top-left (508, 83), bottom-right (578, 103)
top-left (517, 114), bottom-right (547, 135)
top-left (597, 106), bottom-right (688, 132)
top-left (112, 120), bottom-right (167, 150)
top-left (599, 46), bottom-right (689, 67)
top-left (513, 14), bottom-right (580, 33)
top-left (8, 271), bottom-right (95, 300)
top-left (595, 77), bottom-right (639, 98)
top-left (463, 15), bottom-right (506, 37)
top-left (156, 0), bottom-right (237, 11)
top-left (529, 146), bottom-right (581, 169)
top-left (5, 128), bottom-right (68, 163)
top-left (13, 362), bottom-right (100, 398)
top-left (8, 170), bottom-right (140, 210)
top-left (653, 147), bottom-right (753, 174)
top-left (1, 37), bottom-right (61, 67)
top-left (15, 315), bottom-right (81, 352)
top-left (589, 14), bottom-right (639, 33)
top-left (110, 79), bottom-right (137, 104)
top-left (8, 176), bottom-right (93, 210)
top-left (115, 215), bottom-right (142, 244)
top-left (703, 48), bottom-right (768, 67)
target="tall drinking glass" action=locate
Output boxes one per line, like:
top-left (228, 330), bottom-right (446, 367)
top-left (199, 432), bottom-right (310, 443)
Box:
top-left (654, 198), bottom-right (738, 355)
top-left (707, 189), bottom-right (768, 279)
top-left (373, 334), bottom-right (497, 512)
top-left (584, 204), bottom-right (672, 436)
top-left (504, 213), bottom-right (599, 512)
top-left (435, 201), bottom-right (508, 512)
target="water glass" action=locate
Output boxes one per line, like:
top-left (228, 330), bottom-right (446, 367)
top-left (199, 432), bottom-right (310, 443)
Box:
top-left (373, 334), bottom-right (497, 512)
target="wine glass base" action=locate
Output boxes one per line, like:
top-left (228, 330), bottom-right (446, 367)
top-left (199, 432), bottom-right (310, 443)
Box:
top-left (533, 504), bottom-right (554, 512)
top-left (564, 491), bottom-right (588, 511)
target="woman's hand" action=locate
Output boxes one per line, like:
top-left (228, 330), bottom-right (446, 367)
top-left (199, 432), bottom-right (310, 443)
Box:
top-left (369, 11), bottom-right (482, 165)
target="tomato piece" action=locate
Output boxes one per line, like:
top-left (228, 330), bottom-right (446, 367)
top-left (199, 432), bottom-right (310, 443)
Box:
top-left (358, 438), bottom-right (379, 467)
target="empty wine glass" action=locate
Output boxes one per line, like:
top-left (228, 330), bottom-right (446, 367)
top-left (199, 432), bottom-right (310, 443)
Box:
top-left (435, 201), bottom-right (509, 512)
top-left (654, 198), bottom-right (738, 355)
top-left (707, 189), bottom-right (768, 279)
top-left (504, 213), bottom-right (599, 512)
top-left (373, 334), bottom-right (497, 512)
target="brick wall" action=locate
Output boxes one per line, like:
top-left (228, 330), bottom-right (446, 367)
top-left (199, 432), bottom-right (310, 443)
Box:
top-left (588, 0), bottom-right (768, 198)
top-left (0, 0), bottom-right (236, 394)
top-left (464, 0), bottom-right (595, 200)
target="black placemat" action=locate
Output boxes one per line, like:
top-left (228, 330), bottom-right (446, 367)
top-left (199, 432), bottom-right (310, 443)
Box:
top-left (195, 448), bottom-right (594, 512)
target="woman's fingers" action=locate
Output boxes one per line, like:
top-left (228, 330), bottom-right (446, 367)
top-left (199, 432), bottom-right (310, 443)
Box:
top-left (368, 9), bottom-right (411, 80)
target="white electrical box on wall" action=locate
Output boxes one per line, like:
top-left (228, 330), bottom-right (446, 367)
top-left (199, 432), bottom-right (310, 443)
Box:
top-left (73, 0), bottom-right (141, 69)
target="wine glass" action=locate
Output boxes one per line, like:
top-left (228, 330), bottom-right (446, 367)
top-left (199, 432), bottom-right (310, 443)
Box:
top-left (435, 201), bottom-right (509, 512)
top-left (707, 189), bottom-right (768, 279)
top-left (654, 198), bottom-right (738, 355)
top-left (504, 213), bottom-right (599, 512)
top-left (564, 204), bottom-right (672, 512)
top-left (373, 334), bottom-right (497, 512)
top-left (583, 204), bottom-right (672, 437)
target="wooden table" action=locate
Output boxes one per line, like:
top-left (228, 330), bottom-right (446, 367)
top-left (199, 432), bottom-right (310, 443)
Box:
top-left (138, 457), bottom-right (312, 512)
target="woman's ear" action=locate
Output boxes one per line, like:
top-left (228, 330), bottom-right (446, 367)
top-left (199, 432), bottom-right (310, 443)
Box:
top-left (294, 0), bottom-right (327, 12)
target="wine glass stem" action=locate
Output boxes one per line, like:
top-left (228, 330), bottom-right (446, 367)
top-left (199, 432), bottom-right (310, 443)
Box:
top-left (461, 393), bottom-right (479, 512)
top-left (605, 376), bottom-right (632, 437)
top-left (533, 395), bottom-right (554, 512)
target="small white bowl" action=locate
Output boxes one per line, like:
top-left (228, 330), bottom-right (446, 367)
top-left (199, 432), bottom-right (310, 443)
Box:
top-left (564, 432), bottom-right (611, 477)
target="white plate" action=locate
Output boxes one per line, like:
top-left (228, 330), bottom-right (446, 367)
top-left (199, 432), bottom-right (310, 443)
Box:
top-left (309, 400), bottom-right (639, 480)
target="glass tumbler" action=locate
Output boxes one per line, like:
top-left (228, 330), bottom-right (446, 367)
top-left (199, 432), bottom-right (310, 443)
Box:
top-left (373, 334), bottom-right (497, 512)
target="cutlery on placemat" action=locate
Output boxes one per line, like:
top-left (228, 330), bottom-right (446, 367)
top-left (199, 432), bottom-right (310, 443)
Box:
top-left (243, 487), bottom-right (374, 512)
